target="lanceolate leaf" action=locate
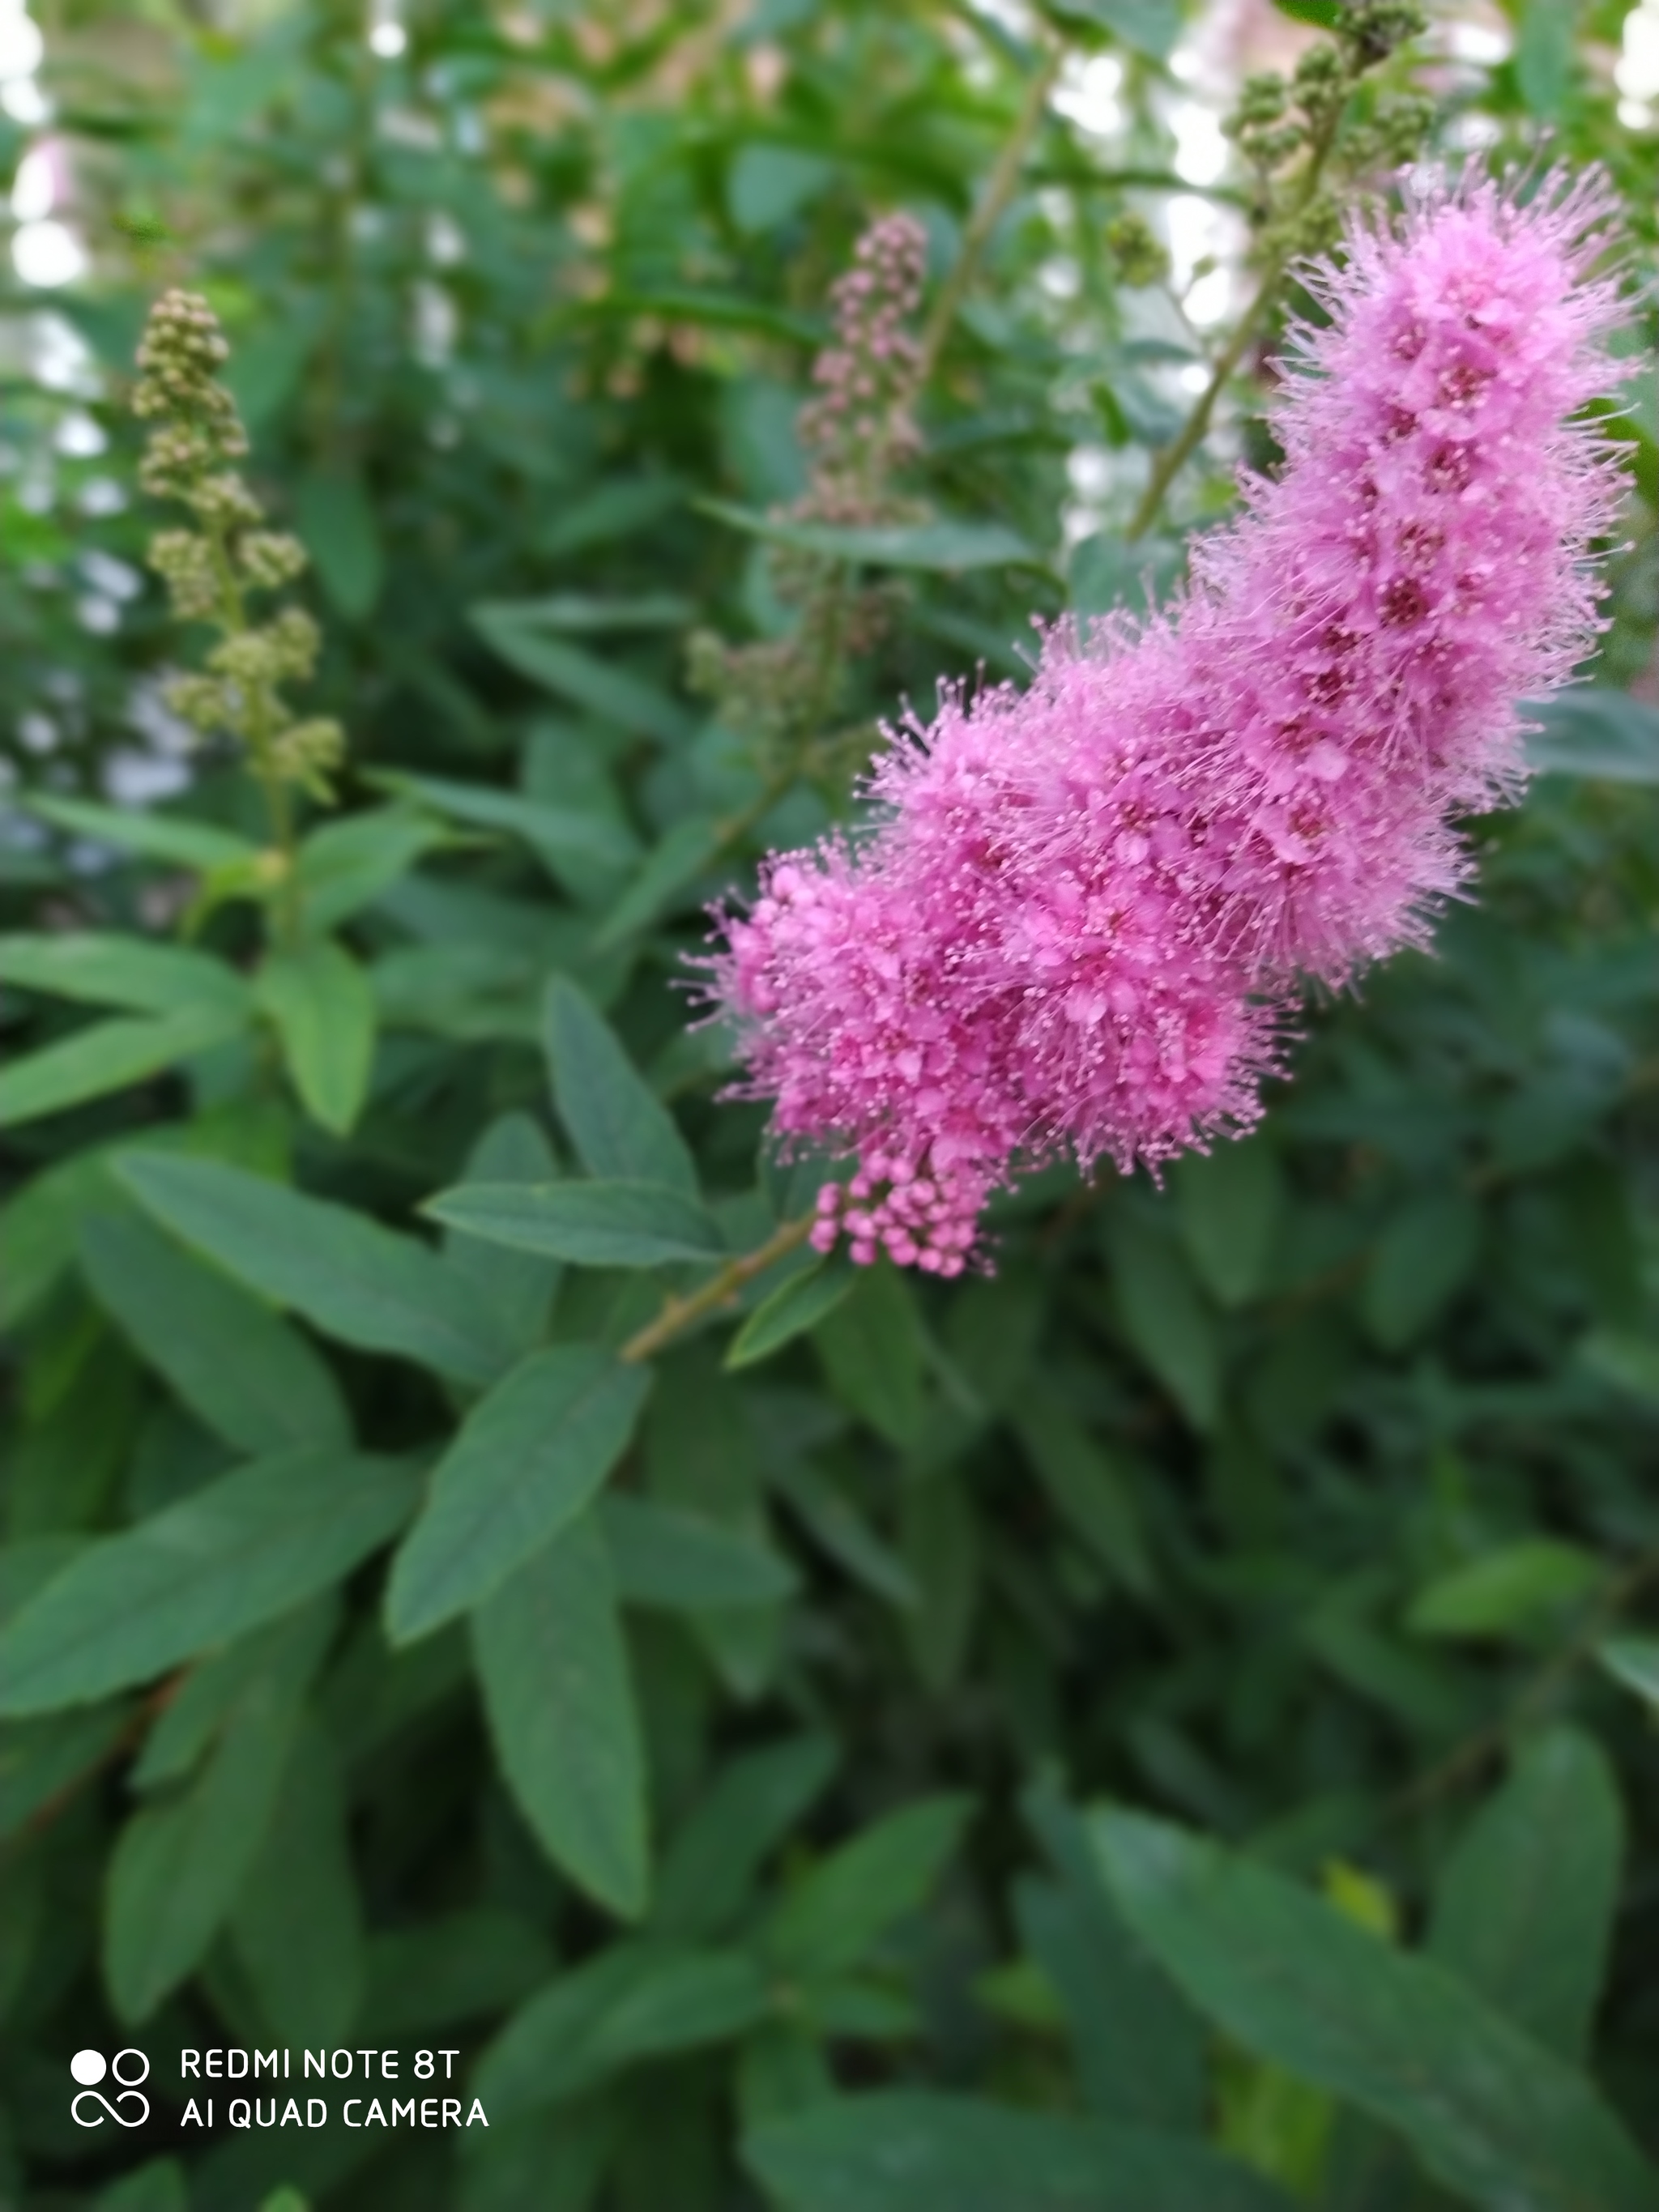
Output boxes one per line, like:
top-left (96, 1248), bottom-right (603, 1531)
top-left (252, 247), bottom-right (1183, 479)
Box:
top-left (812, 1261), bottom-right (925, 1447)
top-left (654, 1735), bottom-right (838, 1941)
top-left (0, 1002), bottom-right (249, 1130)
top-left (599, 1494), bottom-right (799, 1610)
top-left (104, 1600), bottom-right (332, 2022)
top-left (1091, 1809), bottom-right (1659, 2212)
top-left (79, 1208), bottom-right (350, 1456)
top-left (744, 2093), bottom-right (1294, 2212)
top-left (1598, 1638), bottom-right (1659, 1711)
top-left (727, 1259), bottom-right (857, 1370)
top-left (0, 932), bottom-right (249, 1016)
top-left (1020, 1775), bottom-right (1205, 2130)
top-left (424, 1178), bottom-right (726, 1268)
top-left (477, 1941), bottom-right (772, 2118)
top-left (697, 497), bottom-right (1039, 572)
top-left (1428, 1724), bottom-right (1623, 2063)
top-left (469, 607), bottom-right (691, 742)
top-left (229, 1718), bottom-right (365, 2044)
top-left (439, 1110), bottom-right (564, 1353)
top-left (0, 1452), bottom-right (416, 1715)
top-left (1102, 1213), bottom-right (1219, 1431)
top-left (117, 1153), bottom-right (512, 1385)
top-left (472, 1509), bottom-right (649, 1919)
top-left (767, 1796), bottom-right (972, 1980)
top-left (1014, 1400), bottom-right (1154, 1598)
top-left (593, 813), bottom-right (727, 949)
top-left (255, 937), bottom-right (377, 1136)
top-left (24, 793), bottom-right (259, 872)
top-left (544, 978), bottom-right (699, 1194)
top-left (293, 805), bottom-right (450, 931)
top-left (386, 1345), bottom-right (650, 1640)
top-left (370, 766), bottom-right (640, 875)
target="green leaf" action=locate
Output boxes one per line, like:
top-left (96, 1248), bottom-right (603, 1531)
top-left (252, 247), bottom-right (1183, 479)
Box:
top-left (25, 793), bottom-right (259, 872)
top-left (79, 1208), bottom-right (351, 1455)
top-left (1091, 1808), bottom-right (1659, 2212)
top-left (134, 1608), bottom-right (323, 1791)
top-left (92, 2158), bottom-right (190, 2212)
top-left (1405, 1540), bottom-right (1601, 1639)
top-left (425, 1178), bottom-right (725, 1268)
top-left (1068, 531), bottom-right (1184, 619)
top-left (440, 1112), bottom-right (564, 1353)
top-left (767, 1796), bottom-right (971, 1979)
top-left (1014, 1400), bottom-right (1154, 1597)
top-left (769, 1459), bottom-right (917, 1609)
top-left (1597, 1637), bottom-right (1659, 1711)
top-left (255, 939), bottom-right (376, 1136)
top-left (1, 932), bottom-right (248, 1016)
top-left (293, 805), bottom-right (450, 931)
top-left (104, 1601), bottom-right (329, 2022)
top-left (1428, 1724), bottom-right (1623, 2063)
top-left (545, 978), bottom-right (699, 1194)
top-left (535, 475), bottom-right (682, 557)
top-left (697, 497), bottom-right (1038, 572)
top-left (1173, 1139), bottom-right (1282, 1308)
top-left (744, 2093), bottom-right (1294, 2212)
top-left (471, 606), bottom-right (691, 742)
top-left (477, 1941), bottom-right (773, 2117)
top-left (1362, 1190), bottom-right (1482, 1350)
top-left (293, 467), bottom-right (384, 620)
top-left (1514, 0), bottom-right (1577, 120)
top-left (1103, 1213), bottom-right (1220, 1430)
top-left (370, 766), bottom-right (640, 876)
top-left (0, 1451), bottom-right (415, 1715)
top-left (1040, 0), bottom-right (1181, 60)
top-left (727, 143), bottom-right (833, 232)
top-left (727, 1259), bottom-right (857, 1369)
top-left (1269, 0), bottom-right (1341, 24)
top-left (363, 1907), bottom-right (555, 2035)
top-left (654, 1734), bottom-right (838, 1940)
top-left (812, 1261), bottom-right (925, 1447)
top-left (386, 1345), bottom-right (650, 1640)
top-left (592, 814), bottom-right (726, 948)
top-left (0, 1704), bottom-right (130, 1840)
top-left (1579, 1327), bottom-right (1659, 1404)
top-left (117, 1153), bottom-right (512, 1386)
top-left (1524, 688), bottom-right (1659, 785)
top-left (899, 1471), bottom-right (980, 1692)
top-left (0, 1001), bottom-right (249, 1129)
top-left (473, 1508), bottom-right (648, 1919)
top-left (470, 591), bottom-right (695, 633)
top-left (600, 1494), bottom-right (799, 1610)
top-left (1020, 1775), bottom-right (1204, 2129)
top-left (230, 1717), bottom-right (365, 2044)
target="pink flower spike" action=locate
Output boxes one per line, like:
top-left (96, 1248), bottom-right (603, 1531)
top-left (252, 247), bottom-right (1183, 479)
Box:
top-left (702, 169), bottom-right (1630, 1272)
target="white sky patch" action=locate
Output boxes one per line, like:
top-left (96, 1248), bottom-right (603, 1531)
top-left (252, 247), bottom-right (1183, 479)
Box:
top-left (1617, 0), bottom-right (1659, 108)
top-left (1167, 96), bottom-right (1229, 187)
top-left (13, 219), bottom-right (86, 288)
top-left (1446, 18), bottom-right (1510, 66)
top-left (11, 140), bottom-right (53, 219)
top-left (1054, 53), bottom-right (1124, 141)
top-left (1166, 192), bottom-right (1235, 326)
top-left (0, 0), bottom-right (42, 80)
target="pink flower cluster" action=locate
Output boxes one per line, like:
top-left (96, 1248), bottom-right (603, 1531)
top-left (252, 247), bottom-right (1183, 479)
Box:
top-left (795, 213), bottom-right (927, 512)
top-left (710, 173), bottom-right (1627, 1274)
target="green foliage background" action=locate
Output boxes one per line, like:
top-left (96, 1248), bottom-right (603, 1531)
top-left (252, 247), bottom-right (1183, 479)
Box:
top-left (2, 1), bottom-right (1657, 2207)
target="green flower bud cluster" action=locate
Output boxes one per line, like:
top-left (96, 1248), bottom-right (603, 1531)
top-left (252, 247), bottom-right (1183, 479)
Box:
top-left (1106, 211), bottom-right (1171, 292)
top-left (1222, 2), bottom-right (1430, 260)
top-left (134, 289), bottom-right (343, 805)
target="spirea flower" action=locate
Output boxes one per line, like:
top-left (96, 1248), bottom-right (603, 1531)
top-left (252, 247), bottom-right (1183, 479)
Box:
top-left (709, 171), bottom-right (1628, 1273)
